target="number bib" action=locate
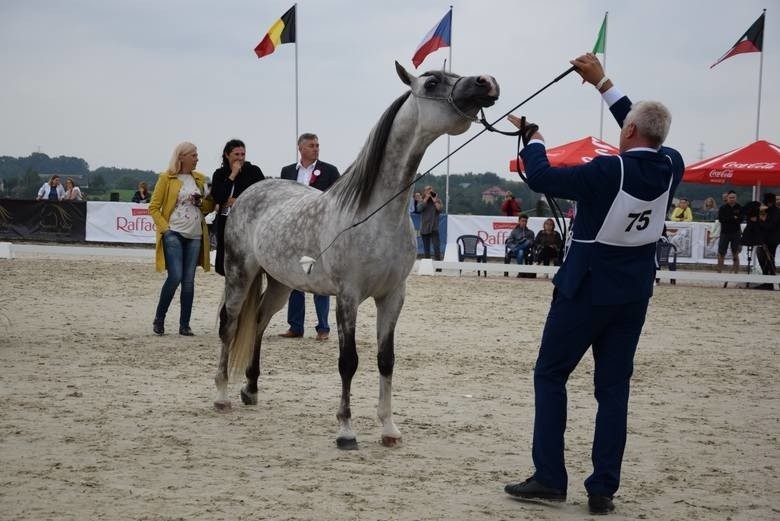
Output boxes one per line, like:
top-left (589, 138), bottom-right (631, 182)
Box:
top-left (593, 155), bottom-right (673, 247)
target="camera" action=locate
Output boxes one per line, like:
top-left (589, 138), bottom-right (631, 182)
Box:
top-left (430, 192), bottom-right (437, 198)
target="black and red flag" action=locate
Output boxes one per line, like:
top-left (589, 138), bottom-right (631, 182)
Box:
top-left (711, 12), bottom-right (765, 68)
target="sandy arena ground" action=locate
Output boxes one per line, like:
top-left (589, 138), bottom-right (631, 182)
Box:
top-left (1, 254), bottom-right (778, 521)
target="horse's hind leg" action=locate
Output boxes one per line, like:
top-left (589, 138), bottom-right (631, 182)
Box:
top-left (335, 295), bottom-right (359, 450)
top-left (214, 270), bottom-right (258, 410)
top-left (240, 277), bottom-right (292, 406)
top-left (374, 284), bottom-right (405, 447)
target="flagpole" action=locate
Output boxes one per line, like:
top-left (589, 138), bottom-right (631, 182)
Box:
top-left (755, 8), bottom-right (765, 141)
top-left (445, 5), bottom-right (453, 215)
top-left (294, 3), bottom-right (299, 162)
top-left (598, 11), bottom-right (608, 141)
top-left (753, 8), bottom-right (766, 200)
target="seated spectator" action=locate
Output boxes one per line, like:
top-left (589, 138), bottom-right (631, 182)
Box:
top-left (61, 177), bottom-right (83, 201)
top-left (700, 196), bottom-right (718, 221)
top-left (506, 214), bottom-right (535, 270)
top-left (132, 182), bottom-right (151, 203)
top-left (501, 191), bottom-right (521, 216)
top-left (671, 197), bottom-right (693, 221)
top-left (36, 175), bottom-right (65, 200)
top-left (533, 218), bottom-right (563, 266)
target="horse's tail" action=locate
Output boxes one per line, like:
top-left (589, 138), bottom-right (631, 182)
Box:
top-left (227, 272), bottom-right (264, 380)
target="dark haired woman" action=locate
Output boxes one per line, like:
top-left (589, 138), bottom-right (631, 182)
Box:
top-left (132, 181), bottom-right (151, 203)
top-left (210, 139), bottom-right (265, 275)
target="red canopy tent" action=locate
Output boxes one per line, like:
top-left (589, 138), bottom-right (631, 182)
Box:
top-left (509, 136), bottom-right (619, 173)
top-left (683, 140), bottom-right (780, 187)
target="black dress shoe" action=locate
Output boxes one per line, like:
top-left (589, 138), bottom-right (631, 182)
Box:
top-left (588, 494), bottom-right (615, 515)
top-left (504, 477), bottom-right (566, 502)
top-left (179, 326), bottom-right (194, 336)
top-left (153, 319), bottom-right (164, 336)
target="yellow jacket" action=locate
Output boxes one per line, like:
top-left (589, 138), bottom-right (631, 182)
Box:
top-left (149, 170), bottom-right (215, 272)
top-left (670, 207), bottom-right (692, 222)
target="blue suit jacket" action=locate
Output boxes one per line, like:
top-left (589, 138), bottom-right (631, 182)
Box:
top-left (520, 96), bottom-right (684, 305)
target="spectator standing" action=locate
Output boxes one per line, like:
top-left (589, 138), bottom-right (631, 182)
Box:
top-left (533, 218), bottom-right (563, 266)
top-left (760, 192), bottom-right (779, 276)
top-left (717, 190), bottom-right (742, 273)
top-left (210, 139), bottom-right (265, 276)
top-left (501, 191), bottom-right (521, 216)
top-left (670, 197), bottom-right (692, 221)
top-left (36, 175), bottom-right (65, 200)
top-left (61, 177), bottom-right (83, 201)
top-left (410, 191), bottom-right (422, 214)
top-left (278, 133), bottom-right (340, 341)
top-left (132, 182), bottom-right (151, 203)
top-left (700, 196), bottom-right (718, 221)
top-left (418, 185), bottom-right (443, 261)
top-left (506, 213), bottom-right (535, 270)
top-left (148, 142), bottom-right (215, 336)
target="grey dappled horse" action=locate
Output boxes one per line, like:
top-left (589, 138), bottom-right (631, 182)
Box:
top-left (214, 62), bottom-right (499, 449)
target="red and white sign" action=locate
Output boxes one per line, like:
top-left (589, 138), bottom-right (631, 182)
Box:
top-left (445, 215), bottom-right (566, 259)
top-left (86, 202), bottom-right (156, 243)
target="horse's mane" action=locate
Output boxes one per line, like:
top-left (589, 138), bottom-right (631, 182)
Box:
top-left (332, 91), bottom-right (412, 211)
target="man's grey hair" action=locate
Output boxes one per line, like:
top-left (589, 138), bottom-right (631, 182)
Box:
top-left (625, 101), bottom-right (672, 149)
top-left (297, 133), bottom-right (318, 145)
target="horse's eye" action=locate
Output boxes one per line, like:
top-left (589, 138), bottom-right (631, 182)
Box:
top-left (424, 79), bottom-right (438, 90)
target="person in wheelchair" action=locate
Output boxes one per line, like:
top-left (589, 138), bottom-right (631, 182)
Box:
top-left (533, 218), bottom-right (563, 266)
top-left (506, 214), bottom-right (535, 265)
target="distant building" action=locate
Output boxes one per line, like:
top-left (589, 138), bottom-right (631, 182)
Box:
top-left (481, 185), bottom-right (505, 204)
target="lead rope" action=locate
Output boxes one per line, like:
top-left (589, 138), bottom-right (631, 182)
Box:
top-left (301, 66), bottom-right (578, 273)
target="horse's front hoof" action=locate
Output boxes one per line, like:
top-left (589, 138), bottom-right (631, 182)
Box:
top-left (240, 387), bottom-right (258, 405)
top-left (336, 437), bottom-right (359, 450)
top-left (381, 435), bottom-right (402, 448)
top-left (213, 400), bottom-right (232, 412)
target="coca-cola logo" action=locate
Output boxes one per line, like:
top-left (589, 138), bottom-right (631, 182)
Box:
top-left (721, 161), bottom-right (776, 169)
top-left (708, 169), bottom-right (734, 179)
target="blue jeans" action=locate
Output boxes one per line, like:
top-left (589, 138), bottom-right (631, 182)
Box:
top-left (512, 245), bottom-right (529, 264)
top-left (532, 276), bottom-right (648, 496)
top-left (287, 290), bottom-right (330, 334)
top-left (155, 231), bottom-right (201, 328)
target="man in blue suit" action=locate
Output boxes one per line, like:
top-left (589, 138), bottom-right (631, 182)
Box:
top-left (503, 53), bottom-right (684, 515)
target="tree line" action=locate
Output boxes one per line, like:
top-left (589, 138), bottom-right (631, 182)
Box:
top-left (0, 152), bottom-right (158, 199)
top-left (0, 151), bottom-right (756, 213)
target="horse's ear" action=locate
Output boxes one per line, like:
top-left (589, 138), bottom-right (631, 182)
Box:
top-left (395, 61), bottom-right (412, 86)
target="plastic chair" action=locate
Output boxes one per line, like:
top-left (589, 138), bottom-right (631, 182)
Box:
top-left (456, 235), bottom-right (487, 277)
top-left (655, 239), bottom-right (677, 285)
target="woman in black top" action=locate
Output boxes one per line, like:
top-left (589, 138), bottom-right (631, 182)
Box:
top-left (132, 182), bottom-right (151, 203)
top-left (533, 218), bottom-right (563, 266)
top-left (210, 139), bottom-right (265, 275)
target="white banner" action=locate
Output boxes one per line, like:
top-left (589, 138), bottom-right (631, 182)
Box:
top-left (444, 215), bottom-right (743, 265)
top-left (444, 215), bottom-right (562, 260)
top-left (86, 202), bottom-right (156, 243)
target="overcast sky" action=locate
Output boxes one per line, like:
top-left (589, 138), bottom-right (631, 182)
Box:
top-left (1, 0), bottom-right (777, 181)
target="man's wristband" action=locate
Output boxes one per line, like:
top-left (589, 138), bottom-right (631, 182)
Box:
top-left (595, 76), bottom-right (609, 90)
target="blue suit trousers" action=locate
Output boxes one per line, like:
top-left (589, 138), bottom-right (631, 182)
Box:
top-left (532, 274), bottom-right (649, 496)
top-left (287, 290), bottom-right (330, 334)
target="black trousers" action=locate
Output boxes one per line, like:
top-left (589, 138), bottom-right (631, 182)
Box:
top-left (421, 232), bottom-right (441, 260)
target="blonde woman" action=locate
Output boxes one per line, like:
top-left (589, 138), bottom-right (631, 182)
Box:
top-left (149, 142), bottom-right (214, 336)
top-left (61, 177), bottom-right (83, 201)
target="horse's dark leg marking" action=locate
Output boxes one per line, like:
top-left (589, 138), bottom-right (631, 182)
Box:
top-left (335, 296), bottom-right (359, 450)
top-left (241, 277), bottom-right (291, 406)
top-left (375, 285), bottom-right (405, 446)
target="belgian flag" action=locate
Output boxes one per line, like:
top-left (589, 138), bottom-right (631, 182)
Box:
top-left (255, 5), bottom-right (296, 58)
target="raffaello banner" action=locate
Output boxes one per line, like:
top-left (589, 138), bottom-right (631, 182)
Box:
top-left (85, 202), bottom-right (156, 243)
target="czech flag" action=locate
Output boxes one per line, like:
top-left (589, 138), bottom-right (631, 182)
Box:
top-left (710, 12), bottom-right (764, 69)
top-left (255, 5), bottom-right (296, 58)
top-left (412, 10), bottom-right (452, 69)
